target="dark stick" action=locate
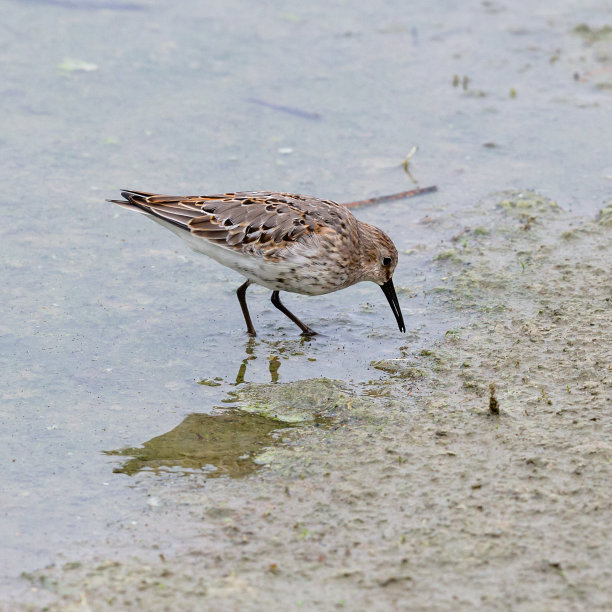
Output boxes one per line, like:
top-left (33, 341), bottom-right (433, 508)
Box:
top-left (343, 185), bottom-right (438, 208)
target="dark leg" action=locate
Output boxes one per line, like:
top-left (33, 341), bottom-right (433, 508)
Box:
top-left (271, 291), bottom-right (317, 336)
top-left (237, 280), bottom-right (256, 336)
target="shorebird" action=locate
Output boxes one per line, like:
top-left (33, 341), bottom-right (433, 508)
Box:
top-left (108, 190), bottom-right (405, 336)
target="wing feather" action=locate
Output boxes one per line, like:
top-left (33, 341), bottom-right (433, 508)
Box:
top-left (109, 190), bottom-right (356, 259)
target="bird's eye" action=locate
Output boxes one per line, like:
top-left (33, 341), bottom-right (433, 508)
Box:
top-left (382, 257), bottom-right (392, 266)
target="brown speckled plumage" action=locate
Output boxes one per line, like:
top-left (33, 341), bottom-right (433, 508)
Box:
top-left (108, 189), bottom-right (405, 336)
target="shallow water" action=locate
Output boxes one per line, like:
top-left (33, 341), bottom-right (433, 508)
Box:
top-left (1, 0), bottom-right (610, 596)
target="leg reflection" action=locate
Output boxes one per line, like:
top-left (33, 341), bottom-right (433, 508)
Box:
top-left (235, 337), bottom-right (257, 384)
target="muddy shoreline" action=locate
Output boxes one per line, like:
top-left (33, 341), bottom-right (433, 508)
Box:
top-left (14, 193), bottom-right (612, 610)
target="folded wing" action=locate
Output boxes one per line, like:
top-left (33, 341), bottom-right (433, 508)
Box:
top-left (109, 190), bottom-right (354, 257)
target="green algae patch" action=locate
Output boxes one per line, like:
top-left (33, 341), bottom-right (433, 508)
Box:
top-left (422, 191), bottom-right (612, 416)
top-left (598, 202), bottom-right (612, 227)
top-left (573, 23), bottom-right (612, 43)
top-left (371, 358), bottom-right (425, 379)
top-left (497, 190), bottom-right (559, 216)
top-left (433, 249), bottom-right (461, 262)
top-left (197, 377), bottom-right (223, 387)
top-left (230, 377), bottom-right (373, 423)
top-left (571, 23), bottom-right (612, 89)
top-left (104, 409), bottom-right (294, 478)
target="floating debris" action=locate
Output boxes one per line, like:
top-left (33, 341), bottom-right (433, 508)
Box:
top-left (58, 58), bottom-right (98, 73)
top-left (400, 146), bottom-right (419, 183)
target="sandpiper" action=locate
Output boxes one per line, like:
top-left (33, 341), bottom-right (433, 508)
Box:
top-left (108, 190), bottom-right (405, 336)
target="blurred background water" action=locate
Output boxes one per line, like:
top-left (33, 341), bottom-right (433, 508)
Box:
top-left (1, 0), bottom-right (610, 591)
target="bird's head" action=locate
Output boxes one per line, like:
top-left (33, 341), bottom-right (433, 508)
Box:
top-left (359, 223), bottom-right (405, 333)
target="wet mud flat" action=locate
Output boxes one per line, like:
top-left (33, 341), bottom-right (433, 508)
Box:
top-left (14, 193), bottom-right (612, 610)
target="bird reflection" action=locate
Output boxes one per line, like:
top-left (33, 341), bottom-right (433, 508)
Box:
top-left (104, 409), bottom-right (293, 477)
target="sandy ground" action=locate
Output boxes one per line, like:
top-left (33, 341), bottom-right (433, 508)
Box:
top-left (12, 193), bottom-right (612, 611)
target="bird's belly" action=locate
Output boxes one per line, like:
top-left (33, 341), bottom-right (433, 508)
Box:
top-left (157, 218), bottom-right (351, 295)
top-left (251, 271), bottom-right (341, 296)
top-left (238, 255), bottom-right (348, 296)
top-left (207, 245), bottom-right (347, 296)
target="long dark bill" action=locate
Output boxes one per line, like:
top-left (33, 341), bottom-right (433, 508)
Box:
top-left (380, 278), bottom-right (406, 333)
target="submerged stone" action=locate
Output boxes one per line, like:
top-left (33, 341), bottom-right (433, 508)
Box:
top-left (232, 377), bottom-right (364, 423)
